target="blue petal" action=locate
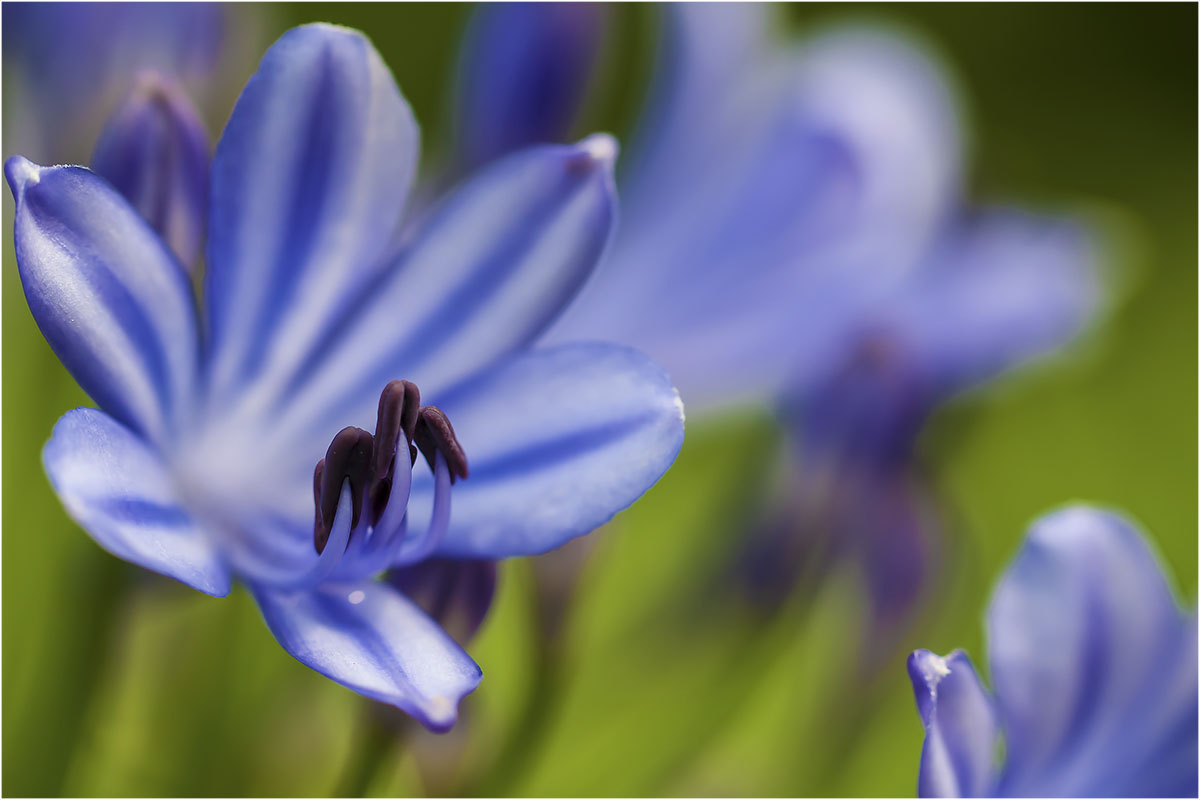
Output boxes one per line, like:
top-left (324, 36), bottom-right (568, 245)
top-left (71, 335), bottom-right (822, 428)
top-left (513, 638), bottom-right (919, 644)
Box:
top-left (987, 507), bottom-right (1197, 797)
top-left (267, 138), bottom-right (618, 449)
top-left (6, 157), bottom-right (200, 444)
top-left (546, 21), bottom-right (963, 411)
top-left (91, 73), bottom-right (210, 270)
top-left (405, 343), bottom-right (684, 559)
top-left (907, 649), bottom-right (1000, 798)
top-left (204, 23), bottom-right (417, 410)
top-left (454, 3), bottom-right (604, 171)
top-left (896, 211), bottom-right (1101, 399)
top-left (252, 579), bottom-right (482, 732)
top-left (42, 408), bottom-right (231, 597)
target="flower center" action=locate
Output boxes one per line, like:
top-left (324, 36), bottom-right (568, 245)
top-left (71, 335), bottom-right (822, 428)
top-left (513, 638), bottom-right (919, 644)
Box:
top-left (313, 379), bottom-right (468, 554)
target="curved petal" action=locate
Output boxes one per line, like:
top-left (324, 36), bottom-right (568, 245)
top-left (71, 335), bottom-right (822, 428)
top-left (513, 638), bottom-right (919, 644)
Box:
top-left (204, 23), bottom-right (417, 410)
top-left (546, 25), bottom-right (962, 411)
top-left (42, 408), bottom-right (230, 597)
top-left (907, 649), bottom-right (1000, 798)
top-left (6, 157), bottom-right (200, 444)
top-left (987, 507), bottom-right (1196, 797)
top-left (898, 211), bottom-right (1102, 399)
top-left (405, 343), bottom-right (685, 559)
top-left (454, 3), bottom-right (604, 171)
top-left (91, 72), bottom-right (211, 270)
top-left (265, 137), bottom-right (618, 450)
top-left (251, 579), bottom-right (482, 732)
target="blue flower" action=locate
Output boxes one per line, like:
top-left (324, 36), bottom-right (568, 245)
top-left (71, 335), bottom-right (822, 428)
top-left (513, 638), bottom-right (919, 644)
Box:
top-left (7, 23), bottom-right (684, 731)
top-left (449, 4), bottom-right (1101, 622)
top-left (908, 507), bottom-right (1197, 797)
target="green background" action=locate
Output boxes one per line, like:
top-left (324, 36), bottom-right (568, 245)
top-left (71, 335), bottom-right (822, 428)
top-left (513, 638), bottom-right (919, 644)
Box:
top-left (3, 3), bottom-right (1195, 796)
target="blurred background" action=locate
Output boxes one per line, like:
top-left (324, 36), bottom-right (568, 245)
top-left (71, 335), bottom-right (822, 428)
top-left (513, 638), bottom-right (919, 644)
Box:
top-left (2, 3), bottom-right (1195, 796)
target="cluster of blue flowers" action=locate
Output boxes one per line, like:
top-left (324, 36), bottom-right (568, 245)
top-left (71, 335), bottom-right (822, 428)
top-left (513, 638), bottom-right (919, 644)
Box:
top-left (4, 3), bottom-right (1194, 795)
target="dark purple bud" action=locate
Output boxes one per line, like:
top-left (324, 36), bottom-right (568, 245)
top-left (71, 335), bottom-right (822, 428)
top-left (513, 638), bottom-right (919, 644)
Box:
top-left (314, 426), bottom-right (373, 554)
top-left (91, 72), bottom-right (210, 270)
top-left (455, 3), bottom-right (606, 171)
top-left (388, 559), bottom-right (497, 644)
top-left (414, 406), bottom-right (469, 483)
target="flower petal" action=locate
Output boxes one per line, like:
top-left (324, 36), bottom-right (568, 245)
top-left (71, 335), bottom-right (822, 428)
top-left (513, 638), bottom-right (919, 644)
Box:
top-left (42, 408), bottom-right (231, 597)
top-left (454, 3), bottom-right (604, 171)
top-left (91, 72), bottom-right (210, 270)
top-left (251, 579), bottom-right (482, 732)
top-left (204, 23), bottom-right (417, 409)
top-left (987, 507), bottom-right (1196, 797)
top-left (897, 211), bottom-right (1101, 398)
top-left (6, 156), bottom-right (200, 444)
top-left (266, 138), bottom-right (618, 449)
top-left (545, 21), bottom-right (963, 411)
top-left (405, 343), bottom-right (685, 559)
top-left (907, 649), bottom-right (1000, 798)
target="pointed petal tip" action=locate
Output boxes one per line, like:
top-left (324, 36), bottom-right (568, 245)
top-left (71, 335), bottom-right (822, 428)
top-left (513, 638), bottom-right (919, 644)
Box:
top-left (413, 687), bottom-right (479, 734)
top-left (572, 133), bottom-right (619, 171)
top-left (5, 155), bottom-right (42, 197)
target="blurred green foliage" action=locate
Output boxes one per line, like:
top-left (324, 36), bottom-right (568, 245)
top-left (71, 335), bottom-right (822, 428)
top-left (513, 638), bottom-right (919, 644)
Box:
top-left (3, 3), bottom-right (1195, 796)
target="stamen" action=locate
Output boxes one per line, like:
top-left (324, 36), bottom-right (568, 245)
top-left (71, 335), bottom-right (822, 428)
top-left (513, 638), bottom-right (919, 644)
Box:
top-left (314, 426), bottom-right (373, 554)
top-left (414, 407), bottom-right (469, 483)
top-left (311, 382), bottom-right (468, 558)
top-left (369, 379), bottom-right (421, 521)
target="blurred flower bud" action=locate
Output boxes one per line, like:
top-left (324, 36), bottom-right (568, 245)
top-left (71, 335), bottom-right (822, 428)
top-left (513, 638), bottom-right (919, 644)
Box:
top-left (91, 73), bottom-right (210, 270)
top-left (386, 559), bottom-right (497, 645)
top-left (454, 3), bottom-right (605, 172)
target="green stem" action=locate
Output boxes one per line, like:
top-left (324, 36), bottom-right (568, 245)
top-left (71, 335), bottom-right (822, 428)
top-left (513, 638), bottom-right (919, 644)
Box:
top-left (336, 705), bottom-right (406, 798)
top-left (467, 574), bottom-right (567, 797)
top-left (33, 556), bottom-right (131, 797)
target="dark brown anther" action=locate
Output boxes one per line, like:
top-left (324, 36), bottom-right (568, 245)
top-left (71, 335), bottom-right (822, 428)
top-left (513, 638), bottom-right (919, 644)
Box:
top-left (314, 426), bottom-right (374, 554)
top-left (312, 459), bottom-right (327, 551)
top-left (368, 380), bottom-right (422, 521)
top-left (414, 406), bottom-right (469, 483)
top-left (372, 380), bottom-right (421, 481)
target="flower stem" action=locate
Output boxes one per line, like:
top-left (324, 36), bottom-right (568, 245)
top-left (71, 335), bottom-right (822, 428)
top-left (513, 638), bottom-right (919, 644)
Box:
top-left (336, 705), bottom-right (405, 797)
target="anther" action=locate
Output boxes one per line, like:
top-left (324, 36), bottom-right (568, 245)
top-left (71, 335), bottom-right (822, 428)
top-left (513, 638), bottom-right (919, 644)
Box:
top-left (314, 426), bottom-right (373, 554)
top-left (414, 407), bottom-right (469, 483)
top-left (369, 379), bottom-right (422, 520)
top-left (311, 382), bottom-right (469, 557)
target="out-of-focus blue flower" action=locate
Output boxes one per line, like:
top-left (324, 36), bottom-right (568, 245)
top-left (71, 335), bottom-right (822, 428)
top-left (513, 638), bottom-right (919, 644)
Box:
top-left (452, 2), bottom-right (605, 176)
top-left (91, 73), bottom-right (210, 271)
top-left (451, 4), bottom-right (1101, 623)
top-left (7, 24), bottom-right (684, 731)
top-left (908, 507), bottom-right (1197, 797)
top-left (3, 2), bottom-right (231, 163)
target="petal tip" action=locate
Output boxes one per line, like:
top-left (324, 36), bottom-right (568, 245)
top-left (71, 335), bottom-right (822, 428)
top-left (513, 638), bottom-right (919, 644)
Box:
top-left (5, 155), bottom-right (41, 197)
top-left (572, 132), bottom-right (620, 170)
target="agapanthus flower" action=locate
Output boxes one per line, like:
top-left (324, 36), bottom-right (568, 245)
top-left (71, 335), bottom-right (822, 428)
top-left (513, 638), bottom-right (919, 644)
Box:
top-left (908, 507), bottom-right (1197, 797)
top-left (449, 3), bottom-right (1100, 624)
top-left (7, 23), bottom-right (684, 731)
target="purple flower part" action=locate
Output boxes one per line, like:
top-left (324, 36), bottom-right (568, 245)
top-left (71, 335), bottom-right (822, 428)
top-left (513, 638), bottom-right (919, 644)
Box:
top-left (785, 212), bottom-right (1099, 475)
top-left (454, 2), bottom-right (605, 174)
top-left (91, 73), bottom-right (210, 270)
top-left (3, 3), bottom-right (226, 161)
top-left (909, 507), bottom-right (1197, 797)
top-left (8, 23), bottom-right (684, 731)
top-left (386, 559), bottom-right (498, 645)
